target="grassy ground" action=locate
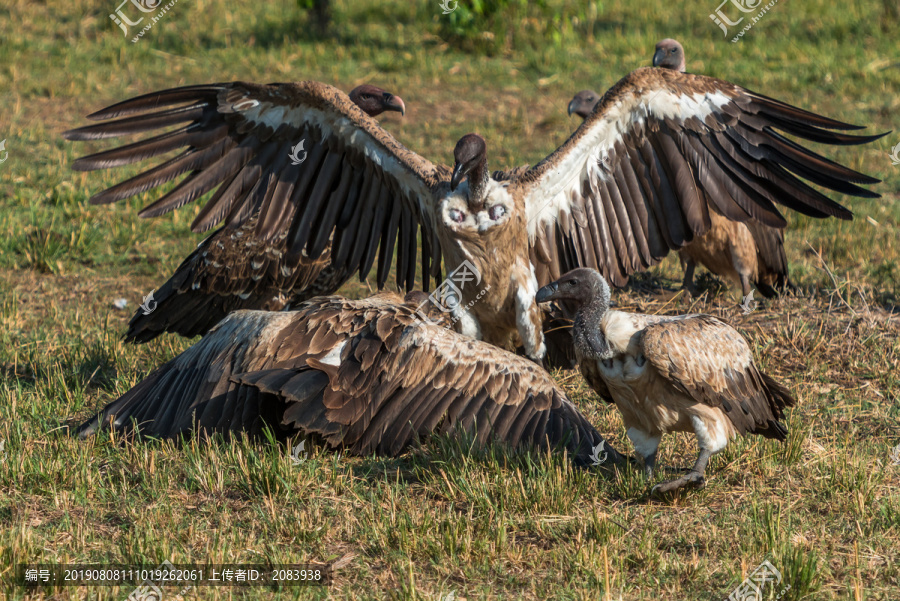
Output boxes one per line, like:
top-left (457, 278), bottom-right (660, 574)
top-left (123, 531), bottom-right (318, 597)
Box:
top-left (1, 0), bottom-right (899, 598)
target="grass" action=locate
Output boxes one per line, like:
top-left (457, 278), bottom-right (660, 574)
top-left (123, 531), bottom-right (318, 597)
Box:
top-left (0, 0), bottom-right (898, 598)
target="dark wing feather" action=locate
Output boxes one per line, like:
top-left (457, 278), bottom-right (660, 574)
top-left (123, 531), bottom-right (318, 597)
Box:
top-left (79, 296), bottom-right (620, 465)
top-left (517, 67), bottom-right (885, 287)
top-left (640, 314), bottom-right (796, 439)
top-left (64, 81), bottom-right (449, 295)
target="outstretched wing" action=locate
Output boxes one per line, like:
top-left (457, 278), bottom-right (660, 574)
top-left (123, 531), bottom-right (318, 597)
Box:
top-left (78, 296), bottom-right (614, 463)
top-left (64, 81), bottom-right (450, 291)
top-left (517, 67), bottom-right (885, 287)
top-left (640, 314), bottom-right (795, 439)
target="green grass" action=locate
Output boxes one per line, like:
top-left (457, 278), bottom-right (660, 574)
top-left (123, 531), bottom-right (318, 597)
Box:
top-left (1, 0), bottom-right (899, 598)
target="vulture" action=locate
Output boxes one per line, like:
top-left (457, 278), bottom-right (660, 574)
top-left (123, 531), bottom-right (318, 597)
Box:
top-left (536, 268), bottom-right (795, 493)
top-left (65, 68), bottom-right (884, 361)
top-left (568, 39), bottom-right (797, 297)
top-left (67, 84), bottom-right (406, 342)
top-left (76, 293), bottom-right (623, 467)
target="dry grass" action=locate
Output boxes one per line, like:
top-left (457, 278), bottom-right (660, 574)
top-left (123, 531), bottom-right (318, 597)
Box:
top-left (1, 0), bottom-right (899, 599)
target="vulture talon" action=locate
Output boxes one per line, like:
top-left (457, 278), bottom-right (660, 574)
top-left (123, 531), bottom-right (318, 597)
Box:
top-left (651, 471), bottom-right (707, 496)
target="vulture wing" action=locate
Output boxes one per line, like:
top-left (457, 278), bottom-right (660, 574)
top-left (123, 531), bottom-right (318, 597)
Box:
top-left (516, 67), bottom-right (885, 287)
top-left (640, 314), bottom-right (795, 440)
top-left (64, 81), bottom-right (450, 292)
top-left (78, 296), bottom-right (612, 463)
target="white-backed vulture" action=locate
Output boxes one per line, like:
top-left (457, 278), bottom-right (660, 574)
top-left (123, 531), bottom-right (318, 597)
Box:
top-left (536, 268), bottom-right (795, 493)
top-left (65, 68), bottom-right (884, 360)
top-left (568, 40), bottom-right (796, 298)
top-left (76, 294), bottom-right (623, 467)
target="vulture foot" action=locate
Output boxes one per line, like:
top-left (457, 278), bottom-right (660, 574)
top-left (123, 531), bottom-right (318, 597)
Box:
top-left (651, 470), bottom-right (706, 495)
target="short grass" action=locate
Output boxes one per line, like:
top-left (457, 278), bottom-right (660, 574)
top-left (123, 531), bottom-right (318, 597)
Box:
top-left (1, 0), bottom-right (899, 599)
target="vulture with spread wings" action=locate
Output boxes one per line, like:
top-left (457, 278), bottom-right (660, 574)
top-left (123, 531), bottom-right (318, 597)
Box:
top-left (77, 294), bottom-right (620, 466)
top-left (66, 68), bottom-right (884, 360)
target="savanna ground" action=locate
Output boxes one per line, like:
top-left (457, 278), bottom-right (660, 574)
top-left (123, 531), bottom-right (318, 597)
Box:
top-left (1, 0), bottom-right (899, 598)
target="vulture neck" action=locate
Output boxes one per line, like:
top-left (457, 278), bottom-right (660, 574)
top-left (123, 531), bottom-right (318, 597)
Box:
top-left (573, 294), bottom-right (613, 360)
top-left (466, 156), bottom-right (490, 211)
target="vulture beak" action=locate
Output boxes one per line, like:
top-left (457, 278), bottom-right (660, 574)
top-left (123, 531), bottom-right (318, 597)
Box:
top-left (383, 93), bottom-right (406, 116)
top-left (535, 281), bottom-right (559, 303)
top-left (450, 162), bottom-right (467, 191)
top-left (652, 48), bottom-right (665, 68)
top-left (567, 99), bottom-right (579, 117)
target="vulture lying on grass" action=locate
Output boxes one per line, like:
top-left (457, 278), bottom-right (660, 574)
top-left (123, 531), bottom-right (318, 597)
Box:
top-left (568, 39), bottom-right (798, 298)
top-left (66, 84), bottom-right (406, 343)
top-left (66, 68), bottom-right (883, 362)
top-left (76, 293), bottom-right (623, 467)
top-left (536, 268), bottom-right (795, 494)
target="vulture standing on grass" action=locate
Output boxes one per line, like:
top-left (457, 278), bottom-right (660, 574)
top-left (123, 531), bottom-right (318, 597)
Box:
top-left (652, 38), bottom-right (795, 297)
top-left (66, 84), bottom-right (406, 342)
top-left (65, 68), bottom-right (884, 361)
top-left (536, 268), bottom-right (795, 493)
top-left (76, 293), bottom-right (623, 467)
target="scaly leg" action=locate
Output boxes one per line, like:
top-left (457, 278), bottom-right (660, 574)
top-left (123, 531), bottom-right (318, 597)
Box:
top-left (651, 447), bottom-right (711, 495)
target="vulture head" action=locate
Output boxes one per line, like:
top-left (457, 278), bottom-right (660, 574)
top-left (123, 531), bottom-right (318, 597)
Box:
top-left (348, 84), bottom-right (406, 117)
top-left (451, 133), bottom-right (490, 209)
top-left (537, 268), bottom-right (614, 360)
top-left (652, 38), bottom-right (686, 73)
top-left (567, 90), bottom-right (600, 120)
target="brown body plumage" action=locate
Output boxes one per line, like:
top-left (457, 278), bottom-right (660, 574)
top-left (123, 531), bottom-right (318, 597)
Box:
top-left (78, 295), bottom-right (622, 466)
top-left (537, 269), bottom-right (796, 493)
top-left (67, 68), bottom-right (883, 360)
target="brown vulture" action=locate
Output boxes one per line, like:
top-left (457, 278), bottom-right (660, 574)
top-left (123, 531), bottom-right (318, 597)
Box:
top-left (569, 39), bottom-right (800, 297)
top-left (65, 68), bottom-right (884, 361)
top-left (536, 268), bottom-right (795, 493)
top-left (76, 294), bottom-right (623, 467)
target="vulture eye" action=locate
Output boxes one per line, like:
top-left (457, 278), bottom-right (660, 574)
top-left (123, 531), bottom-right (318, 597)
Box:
top-left (449, 208), bottom-right (466, 223)
top-left (488, 205), bottom-right (506, 220)
top-left (568, 279), bottom-right (578, 287)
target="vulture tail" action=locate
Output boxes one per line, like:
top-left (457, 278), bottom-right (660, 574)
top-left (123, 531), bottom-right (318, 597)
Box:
top-left (753, 372), bottom-right (797, 441)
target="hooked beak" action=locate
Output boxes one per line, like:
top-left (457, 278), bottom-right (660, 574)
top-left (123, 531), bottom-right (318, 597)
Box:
top-left (383, 93), bottom-right (406, 116)
top-left (450, 162), bottom-right (466, 191)
top-left (652, 48), bottom-right (665, 68)
top-left (567, 99), bottom-right (579, 117)
top-left (535, 281), bottom-right (559, 303)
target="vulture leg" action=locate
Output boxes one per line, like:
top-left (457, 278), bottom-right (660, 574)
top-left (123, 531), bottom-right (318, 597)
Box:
top-left (651, 446), bottom-right (711, 495)
top-left (739, 274), bottom-right (753, 297)
top-left (679, 253), bottom-right (699, 296)
top-left (627, 428), bottom-right (661, 478)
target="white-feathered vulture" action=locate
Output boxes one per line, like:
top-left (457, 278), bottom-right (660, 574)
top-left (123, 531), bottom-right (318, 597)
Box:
top-left (65, 68), bottom-right (884, 360)
top-left (536, 268), bottom-right (795, 493)
top-left (66, 84), bottom-right (406, 343)
top-left (76, 293), bottom-right (623, 466)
